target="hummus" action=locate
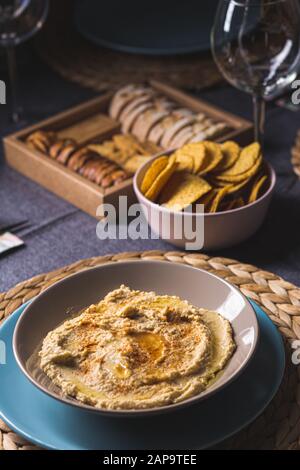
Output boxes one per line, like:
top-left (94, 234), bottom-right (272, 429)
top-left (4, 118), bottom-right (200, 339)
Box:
top-left (39, 285), bottom-right (236, 410)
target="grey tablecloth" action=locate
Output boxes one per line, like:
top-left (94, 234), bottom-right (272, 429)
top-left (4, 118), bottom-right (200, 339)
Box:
top-left (1, 50), bottom-right (300, 292)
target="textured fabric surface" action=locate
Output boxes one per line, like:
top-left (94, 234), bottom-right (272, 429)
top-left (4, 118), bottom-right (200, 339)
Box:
top-left (1, 47), bottom-right (300, 291)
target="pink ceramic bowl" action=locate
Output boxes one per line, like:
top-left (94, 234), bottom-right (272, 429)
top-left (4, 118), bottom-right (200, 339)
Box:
top-left (133, 153), bottom-right (276, 251)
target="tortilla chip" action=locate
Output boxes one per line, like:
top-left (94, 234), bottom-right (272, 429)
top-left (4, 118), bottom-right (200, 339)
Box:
top-left (213, 154), bottom-right (262, 184)
top-left (124, 155), bottom-right (152, 174)
top-left (207, 176), bottom-right (249, 194)
top-left (146, 140), bottom-right (267, 213)
top-left (197, 141), bottom-right (223, 175)
top-left (248, 174), bottom-right (268, 203)
top-left (195, 189), bottom-right (217, 212)
top-left (145, 156), bottom-right (177, 202)
top-left (160, 171), bottom-right (211, 211)
top-left (213, 141), bottom-right (241, 172)
top-left (223, 197), bottom-right (245, 210)
top-left (113, 134), bottom-right (145, 155)
top-left (89, 143), bottom-right (117, 156)
top-left (90, 134), bottom-right (162, 169)
top-left (158, 171), bottom-right (184, 204)
top-left (207, 177), bottom-right (227, 188)
top-left (226, 178), bottom-right (252, 194)
top-left (174, 142), bottom-right (206, 174)
top-left (141, 156), bottom-right (169, 194)
top-left (209, 186), bottom-right (230, 213)
top-left (233, 197), bottom-right (245, 209)
top-left (189, 143), bottom-right (206, 174)
top-left (215, 142), bottom-right (261, 178)
top-left (174, 151), bottom-right (195, 173)
top-left (142, 141), bottom-right (162, 155)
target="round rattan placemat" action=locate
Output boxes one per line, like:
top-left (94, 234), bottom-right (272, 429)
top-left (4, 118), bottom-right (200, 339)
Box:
top-left (35, 0), bottom-right (221, 92)
top-left (0, 250), bottom-right (300, 451)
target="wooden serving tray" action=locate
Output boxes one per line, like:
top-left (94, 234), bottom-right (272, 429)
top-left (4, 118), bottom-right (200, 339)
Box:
top-left (4, 81), bottom-right (253, 218)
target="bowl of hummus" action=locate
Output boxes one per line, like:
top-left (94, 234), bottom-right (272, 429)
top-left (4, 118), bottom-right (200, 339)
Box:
top-left (13, 260), bottom-right (259, 416)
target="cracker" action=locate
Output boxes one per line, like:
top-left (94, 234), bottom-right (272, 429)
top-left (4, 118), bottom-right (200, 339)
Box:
top-left (174, 142), bottom-right (206, 174)
top-left (197, 141), bottom-right (223, 175)
top-left (141, 156), bottom-right (169, 194)
top-left (174, 151), bottom-right (195, 172)
top-left (213, 154), bottom-right (262, 184)
top-left (209, 186), bottom-right (230, 213)
top-left (213, 141), bottom-right (241, 172)
top-left (223, 197), bottom-right (245, 211)
top-left (160, 171), bottom-right (211, 211)
top-left (215, 142), bottom-right (261, 178)
top-left (124, 155), bottom-right (152, 174)
top-left (145, 156), bottom-right (177, 202)
top-left (248, 174), bottom-right (268, 203)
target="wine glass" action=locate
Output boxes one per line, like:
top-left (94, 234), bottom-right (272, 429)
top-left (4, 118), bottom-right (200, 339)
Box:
top-left (0, 0), bottom-right (49, 122)
top-left (211, 0), bottom-right (300, 146)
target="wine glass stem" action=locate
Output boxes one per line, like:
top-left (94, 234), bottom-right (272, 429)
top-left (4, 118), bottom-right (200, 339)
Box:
top-left (253, 94), bottom-right (265, 147)
top-left (6, 45), bottom-right (20, 123)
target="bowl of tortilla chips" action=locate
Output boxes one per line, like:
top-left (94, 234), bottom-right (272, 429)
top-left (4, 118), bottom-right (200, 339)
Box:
top-left (133, 140), bottom-right (276, 250)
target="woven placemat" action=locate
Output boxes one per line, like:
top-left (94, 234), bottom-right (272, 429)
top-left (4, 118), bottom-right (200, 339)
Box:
top-left (35, 0), bottom-right (221, 92)
top-left (1, 250), bottom-right (300, 451)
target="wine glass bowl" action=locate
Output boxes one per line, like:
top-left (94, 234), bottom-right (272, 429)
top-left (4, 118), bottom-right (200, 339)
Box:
top-left (0, 0), bottom-right (48, 45)
top-left (211, 0), bottom-right (300, 144)
top-left (0, 0), bottom-right (49, 122)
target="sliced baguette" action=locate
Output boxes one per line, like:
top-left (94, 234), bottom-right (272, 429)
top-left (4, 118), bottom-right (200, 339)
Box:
top-left (171, 127), bottom-right (195, 148)
top-left (121, 103), bottom-right (154, 134)
top-left (109, 85), bottom-right (153, 120)
top-left (160, 116), bottom-right (196, 149)
top-left (148, 115), bottom-right (177, 145)
top-left (118, 95), bottom-right (153, 122)
top-left (131, 109), bottom-right (169, 142)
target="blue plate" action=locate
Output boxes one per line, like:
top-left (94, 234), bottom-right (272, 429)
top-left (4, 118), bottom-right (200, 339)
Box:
top-left (74, 0), bottom-right (220, 56)
top-left (0, 300), bottom-right (285, 450)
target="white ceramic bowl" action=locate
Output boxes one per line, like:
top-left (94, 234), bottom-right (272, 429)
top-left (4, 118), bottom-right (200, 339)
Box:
top-left (133, 153), bottom-right (276, 251)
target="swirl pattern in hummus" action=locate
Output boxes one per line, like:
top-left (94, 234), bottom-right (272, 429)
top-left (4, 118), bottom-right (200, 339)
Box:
top-left (39, 286), bottom-right (236, 410)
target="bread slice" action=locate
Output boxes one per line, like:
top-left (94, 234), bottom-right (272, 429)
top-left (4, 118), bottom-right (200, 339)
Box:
top-left (188, 122), bottom-right (229, 143)
top-left (57, 143), bottom-right (77, 165)
top-left (154, 97), bottom-right (177, 112)
top-left (67, 148), bottom-right (92, 172)
top-left (148, 115), bottom-right (177, 145)
top-left (186, 130), bottom-right (207, 143)
top-left (172, 108), bottom-right (194, 119)
top-left (148, 107), bottom-right (193, 146)
top-left (130, 93), bottom-right (180, 142)
top-left (131, 109), bottom-right (169, 142)
top-left (119, 95), bottom-right (153, 122)
top-left (160, 116), bottom-right (196, 149)
top-left (121, 103), bottom-right (154, 134)
top-left (203, 122), bottom-right (229, 140)
top-left (170, 118), bottom-right (212, 147)
top-left (171, 127), bottom-right (195, 148)
top-left (109, 84), bottom-right (137, 119)
top-left (141, 110), bottom-right (170, 142)
top-left (109, 85), bottom-right (153, 120)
